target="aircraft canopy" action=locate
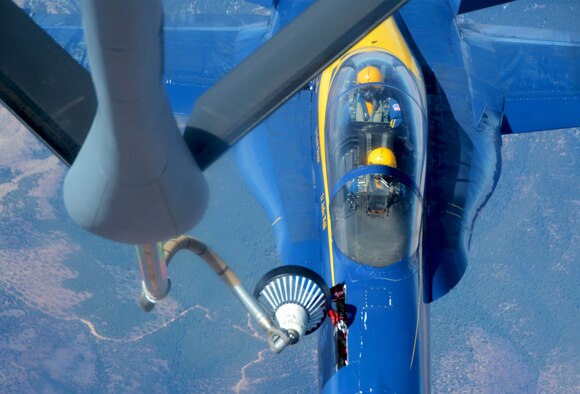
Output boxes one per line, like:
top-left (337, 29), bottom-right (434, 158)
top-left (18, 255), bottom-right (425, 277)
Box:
top-left (325, 51), bottom-right (427, 267)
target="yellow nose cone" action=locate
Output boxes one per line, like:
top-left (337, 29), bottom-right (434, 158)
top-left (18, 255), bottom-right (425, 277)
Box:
top-left (367, 147), bottom-right (397, 168)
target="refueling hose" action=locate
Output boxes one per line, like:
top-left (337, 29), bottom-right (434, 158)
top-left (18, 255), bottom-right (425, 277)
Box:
top-left (141, 235), bottom-right (292, 353)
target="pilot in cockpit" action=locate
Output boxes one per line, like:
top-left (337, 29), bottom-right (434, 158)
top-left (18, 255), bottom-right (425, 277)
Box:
top-left (348, 146), bottom-right (404, 217)
top-left (366, 147), bottom-right (403, 216)
top-left (352, 66), bottom-right (402, 128)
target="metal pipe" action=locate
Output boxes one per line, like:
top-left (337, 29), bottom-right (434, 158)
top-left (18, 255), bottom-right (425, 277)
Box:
top-left (157, 235), bottom-right (292, 353)
top-left (137, 243), bottom-right (170, 303)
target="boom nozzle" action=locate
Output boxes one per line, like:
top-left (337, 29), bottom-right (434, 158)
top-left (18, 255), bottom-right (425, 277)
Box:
top-left (137, 243), bottom-right (170, 311)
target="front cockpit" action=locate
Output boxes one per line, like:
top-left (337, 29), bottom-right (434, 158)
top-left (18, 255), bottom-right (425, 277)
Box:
top-left (325, 50), bottom-right (427, 267)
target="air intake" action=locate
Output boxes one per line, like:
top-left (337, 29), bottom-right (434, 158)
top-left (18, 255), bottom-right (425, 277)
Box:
top-left (254, 266), bottom-right (331, 344)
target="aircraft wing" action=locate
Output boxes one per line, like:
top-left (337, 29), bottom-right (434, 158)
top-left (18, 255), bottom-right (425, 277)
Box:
top-left (0, 1), bottom-right (277, 165)
top-left (2, 0), bottom-right (405, 172)
top-left (398, 0), bottom-right (579, 301)
top-left (459, 22), bottom-right (580, 134)
top-left (0, 3), bottom-right (96, 166)
top-left (401, 1), bottom-right (580, 135)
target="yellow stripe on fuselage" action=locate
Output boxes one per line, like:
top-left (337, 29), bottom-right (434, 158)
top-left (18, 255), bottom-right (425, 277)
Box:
top-left (317, 17), bottom-right (422, 286)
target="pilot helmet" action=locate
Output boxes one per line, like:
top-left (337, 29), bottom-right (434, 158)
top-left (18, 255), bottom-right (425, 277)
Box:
top-left (367, 147), bottom-right (397, 168)
top-left (357, 66), bottom-right (384, 84)
top-left (357, 66), bottom-right (383, 100)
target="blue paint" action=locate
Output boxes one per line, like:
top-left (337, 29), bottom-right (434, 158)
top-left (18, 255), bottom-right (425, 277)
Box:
top-left (318, 252), bottom-right (429, 392)
top-left (29, 0), bottom-right (579, 391)
top-left (236, 36), bottom-right (431, 390)
top-left (399, 1), bottom-right (504, 303)
top-left (458, 23), bottom-right (580, 133)
top-left (236, 92), bottom-right (321, 271)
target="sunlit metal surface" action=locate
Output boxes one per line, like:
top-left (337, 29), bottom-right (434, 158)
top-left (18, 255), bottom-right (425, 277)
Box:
top-left (137, 243), bottom-right (169, 302)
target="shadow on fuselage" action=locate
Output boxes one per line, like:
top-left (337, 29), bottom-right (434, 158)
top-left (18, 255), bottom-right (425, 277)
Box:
top-left (422, 66), bottom-right (502, 302)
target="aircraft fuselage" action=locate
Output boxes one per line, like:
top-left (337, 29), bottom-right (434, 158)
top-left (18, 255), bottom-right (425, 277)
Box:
top-left (313, 18), bottom-right (430, 393)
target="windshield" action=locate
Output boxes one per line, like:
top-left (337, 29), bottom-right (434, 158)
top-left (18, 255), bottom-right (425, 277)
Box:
top-left (325, 51), bottom-right (426, 266)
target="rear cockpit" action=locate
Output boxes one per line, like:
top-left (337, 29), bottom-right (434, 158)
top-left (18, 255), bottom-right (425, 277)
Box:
top-left (325, 50), bottom-right (427, 267)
